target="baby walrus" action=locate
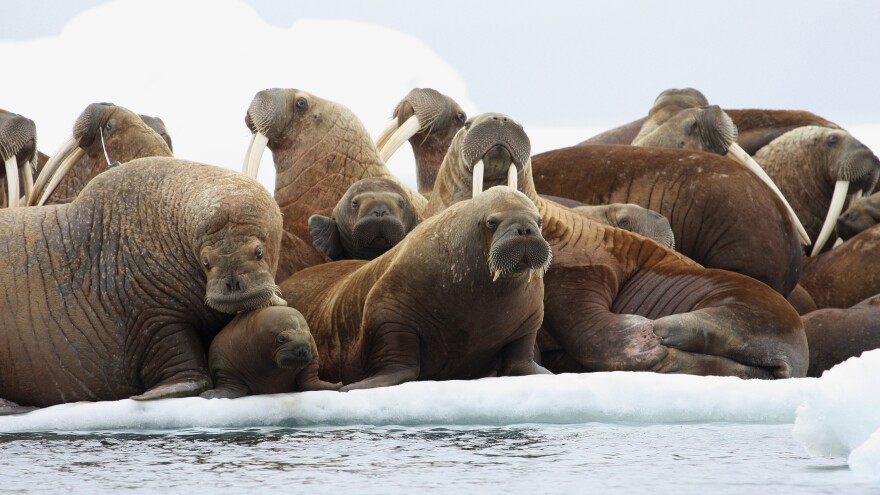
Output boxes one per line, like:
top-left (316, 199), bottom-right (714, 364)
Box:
top-left (201, 306), bottom-right (341, 399)
top-left (309, 177), bottom-right (421, 260)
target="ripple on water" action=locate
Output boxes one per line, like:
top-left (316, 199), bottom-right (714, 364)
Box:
top-left (0, 424), bottom-right (871, 494)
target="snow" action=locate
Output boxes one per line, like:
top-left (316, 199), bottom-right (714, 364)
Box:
top-left (794, 349), bottom-right (880, 480)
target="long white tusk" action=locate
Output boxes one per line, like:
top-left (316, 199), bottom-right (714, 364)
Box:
top-left (30, 136), bottom-right (78, 206)
top-left (727, 143), bottom-right (811, 246)
top-left (507, 163), bottom-right (518, 190)
top-left (377, 115), bottom-right (421, 163)
top-left (22, 159), bottom-right (34, 202)
top-left (242, 132), bottom-right (268, 179)
top-left (375, 119), bottom-right (400, 152)
top-left (36, 148), bottom-right (84, 206)
top-left (472, 159), bottom-right (484, 198)
top-left (811, 180), bottom-right (850, 256)
top-left (5, 156), bottom-right (19, 208)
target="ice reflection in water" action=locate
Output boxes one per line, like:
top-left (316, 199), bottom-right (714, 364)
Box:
top-left (0, 425), bottom-right (870, 494)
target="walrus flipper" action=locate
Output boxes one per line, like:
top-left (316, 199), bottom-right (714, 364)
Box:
top-left (500, 330), bottom-right (553, 376)
top-left (0, 398), bottom-right (39, 415)
top-left (308, 214), bottom-right (343, 260)
top-left (200, 370), bottom-right (249, 399)
top-left (131, 378), bottom-right (212, 401)
top-left (339, 324), bottom-right (421, 391)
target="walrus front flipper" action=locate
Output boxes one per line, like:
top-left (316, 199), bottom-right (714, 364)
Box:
top-left (308, 214), bottom-right (343, 260)
top-left (296, 340), bottom-right (343, 392)
top-left (131, 378), bottom-right (212, 401)
top-left (201, 370), bottom-right (249, 399)
top-left (500, 333), bottom-right (553, 376)
top-left (0, 398), bottom-right (39, 415)
top-left (339, 324), bottom-right (421, 391)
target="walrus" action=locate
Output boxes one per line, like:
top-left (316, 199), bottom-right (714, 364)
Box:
top-left (572, 203), bottom-right (675, 249)
top-left (800, 222), bottom-right (880, 309)
top-left (376, 87), bottom-right (467, 195)
top-left (423, 112), bottom-right (807, 378)
top-left (242, 88), bottom-right (428, 280)
top-left (308, 177), bottom-right (420, 260)
top-left (754, 126), bottom-right (880, 255)
top-left (377, 89), bottom-right (803, 294)
top-left (29, 103), bottom-right (173, 206)
top-left (0, 109), bottom-right (38, 208)
top-left (138, 114), bottom-right (173, 152)
top-left (802, 295), bottom-right (880, 377)
top-left (0, 158), bottom-right (284, 413)
top-left (279, 186), bottom-right (553, 390)
top-left (630, 87), bottom-right (710, 144)
top-left (836, 191), bottom-right (880, 241)
top-left (201, 306), bottom-right (341, 399)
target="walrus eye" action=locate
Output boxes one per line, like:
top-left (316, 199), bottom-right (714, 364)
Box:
top-left (295, 98), bottom-right (308, 110)
top-left (537, 218), bottom-right (543, 228)
top-left (255, 246), bottom-right (264, 260)
top-left (351, 200), bottom-right (359, 209)
top-left (456, 112), bottom-right (466, 124)
top-left (826, 134), bottom-right (839, 145)
top-left (486, 218), bottom-right (498, 231)
top-left (104, 120), bottom-right (113, 132)
top-left (464, 119), bottom-right (472, 130)
top-left (618, 217), bottom-right (632, 229)
top-left (398, 198), bottom-right (405, 208)
top-left (202, 256), bottom-right (210, 269)
top-left (275, 335), bottom-right (287, 344)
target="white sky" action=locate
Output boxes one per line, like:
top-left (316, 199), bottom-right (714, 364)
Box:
top-left (2, 0), bottom-right (879, 192)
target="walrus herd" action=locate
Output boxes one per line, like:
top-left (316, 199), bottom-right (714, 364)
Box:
top-left (1, 85), bottom-right (878, 413)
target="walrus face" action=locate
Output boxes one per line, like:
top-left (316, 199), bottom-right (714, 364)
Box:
top-left (342, 178), bottom-right (418, 251)
top-left (375, 88), bottom-right (467, 162)
top-left (634, 105), bottom-right (737, 155)
top-left (0, 109), bottom-right (38, 208)
top-left (576, 203), bottom-right (676, 249)
top-left (458, 113), bottom-right (531, 196)
top-left (258, 307), bottom-right (315, 370)
top-left (478, 190), bottom-right (552, 282)
top-left (836, 194), bottom-right (880, 241)
top-left (202, 238), bottom-right (282, 314)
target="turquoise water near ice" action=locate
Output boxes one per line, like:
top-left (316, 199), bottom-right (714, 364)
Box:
top-left (1, 424), bottom-right (873, 494)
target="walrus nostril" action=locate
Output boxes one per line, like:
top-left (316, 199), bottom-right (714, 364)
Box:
top-left (294, 345), bottom-right (311, 360)
top-left (225, 276), bottom-right (242, 292)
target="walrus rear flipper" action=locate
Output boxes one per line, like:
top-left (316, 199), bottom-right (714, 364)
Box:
top-left (308, 214), bottom-right (343, 260)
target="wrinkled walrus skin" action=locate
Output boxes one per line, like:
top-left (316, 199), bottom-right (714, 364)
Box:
top-left (0, 158), bottom-right (283, 409)
top-left (280, 187), bottom-right (553, 391)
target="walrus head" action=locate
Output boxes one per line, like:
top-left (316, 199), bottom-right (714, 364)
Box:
top-left (634, 105), bottom-right (738, 155)
top-left (309, 177), bottom-right (420, 260)
top-left (0, 109), bottom-right (38, 208)
top-left (375, 88), bottom-right (467, 193)
top-left (836, 192), bottom-right (880, 241)
top-left (254, 306), bottom-right (315, 370)
top-left (193, 186), bottom-right (285, 314)
top-left (138, 114), bottom-right (173, 152)
top-left (574, 203), bottom-right (676, 249)
top-left (29, 103), bottom-right (172, 206)
top-left (473, 187), bottom-right (552, 282)
top-left (459, 113), bottom-right (531, 196)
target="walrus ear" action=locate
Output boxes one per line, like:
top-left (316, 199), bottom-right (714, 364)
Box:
top-left (308, 214), bottom-right (343, 260)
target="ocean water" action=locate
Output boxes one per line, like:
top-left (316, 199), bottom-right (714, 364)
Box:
top-left (0, 424), bottom-right (871, 494)
top-left (1, 351), bottom-right (878, 493)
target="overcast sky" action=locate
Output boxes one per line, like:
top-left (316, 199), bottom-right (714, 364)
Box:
top-left (3, 0), bottom-right (879, 190)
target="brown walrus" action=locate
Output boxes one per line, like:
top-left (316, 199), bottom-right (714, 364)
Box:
top-left (800, 222), bottom-right (880, 309)
top-left (836, 191), bottom-right (880, 241)
top-left (201, 306), bottom-right (341, 399)
top-left (0, 109), bottom-right (38, 208)
top-left (802, 295), bottom-right (880, 377)
top-left (242, 88), bottom-right (427, 280)
top-left (0, 157), bottom-right (284, 413)
top-left (279, 186), bottom-right (553, 390)
top-left (425, 112), bottom-right (807, 378)
top-left (308, 177), bottom-right (420, 260)
top-left (29, 103), bottom-right (173, 206)
top-left (630, 87), bottom-right (710, 144)
top-left (755, 126), bottom-right (880, 255)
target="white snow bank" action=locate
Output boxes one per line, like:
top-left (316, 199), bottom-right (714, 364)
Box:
top-left (794, 349), bottom-right (880, 480)
top-left (0, 372), bottom-right (817, 433)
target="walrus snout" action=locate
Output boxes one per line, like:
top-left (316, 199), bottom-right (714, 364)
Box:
top-left (462, 113), bottom-right (531, 175)
top-left (275, 341), bottom-right (313, 369)
top-left (203, 245), bottom-right (282, 314)
top-left (697, 105), bottom-right (738, 155)
top-left (487, 214), bottom-right (552, 282)
top-left (836, 209), bottom-right (872, 241)
top-left (352, 216), bottom-right (406, 249)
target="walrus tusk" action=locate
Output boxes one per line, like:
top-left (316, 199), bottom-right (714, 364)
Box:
top-left (377, 115), bottom-right (421, 163)
top-left (269, 293), bottom-right (288, 307)
top-left (507, 163), bottom-right (518, 190)
top-left (30, 136), bottom-right (78, 206)
top-left (374, 119), bottom-right (399, 152)
top-left (726, 143), bottom-right (811, 246)
top-left (36, 147), bottom-right (85, 206)
top-left (242, 132), bottom-right (269, 179)
top-left (472, 159), bottom-right (485, 198)
top-left (811, 180), bottom-right (850, 256)
top-left (22, 159), bottom-right (34, 203)
top-left (4, 156), bottom-right (19, 208)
